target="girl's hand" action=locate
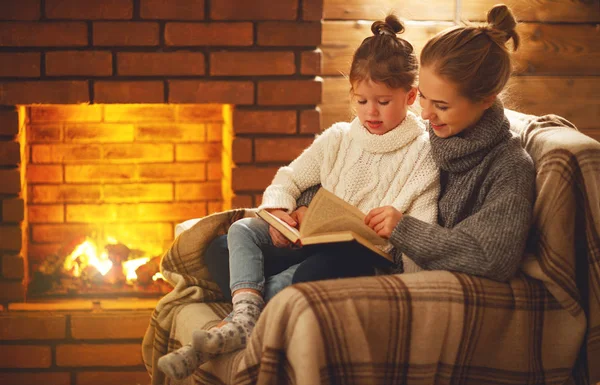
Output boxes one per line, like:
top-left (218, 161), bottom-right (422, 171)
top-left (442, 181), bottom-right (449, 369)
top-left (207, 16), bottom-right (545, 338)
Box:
top-left (267, 209), bottom-right (297, 247)
top-left (364, 206), bottom-right (403, 239)
top-left (290, 206), bottom-right (308, 226)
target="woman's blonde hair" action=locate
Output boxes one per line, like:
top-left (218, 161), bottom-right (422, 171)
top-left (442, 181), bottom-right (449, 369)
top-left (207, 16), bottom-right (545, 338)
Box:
top-left (349, 14), bottom-right (418, 92)
top-left (420, 4), bottom-right (520, 102)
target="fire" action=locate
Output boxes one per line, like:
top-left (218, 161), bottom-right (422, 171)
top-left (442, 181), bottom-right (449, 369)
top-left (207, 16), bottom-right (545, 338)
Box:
top-left (123, 257), bottom-right (150, 282)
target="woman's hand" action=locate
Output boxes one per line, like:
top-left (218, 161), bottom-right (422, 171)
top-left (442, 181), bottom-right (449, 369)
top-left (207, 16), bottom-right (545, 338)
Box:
top-left (267, 209), bottom-right (297, 247)
top-left (365, 206), bottom-right (403, 239)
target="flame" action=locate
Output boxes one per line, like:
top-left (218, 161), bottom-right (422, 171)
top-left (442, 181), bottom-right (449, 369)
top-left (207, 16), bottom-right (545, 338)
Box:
top-left (152, 272), bottom-right (164, 281)
top-left (122, 257), bottom-right (150, 282)
top-left (63, 239), bottom-right (113, 276)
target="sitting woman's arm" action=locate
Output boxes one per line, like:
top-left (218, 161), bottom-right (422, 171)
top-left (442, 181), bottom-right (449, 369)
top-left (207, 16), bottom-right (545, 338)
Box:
top-left (390, 158), bottom-right (535, 282)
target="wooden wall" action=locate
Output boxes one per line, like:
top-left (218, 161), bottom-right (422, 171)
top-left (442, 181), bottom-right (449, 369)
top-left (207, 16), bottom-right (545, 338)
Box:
top-left (320, 0), bottom-right (600, 141)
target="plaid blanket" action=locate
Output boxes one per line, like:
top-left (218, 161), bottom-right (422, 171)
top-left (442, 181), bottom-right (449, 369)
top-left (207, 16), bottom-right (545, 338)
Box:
top-left (142, 112), bottom-right (600, 385)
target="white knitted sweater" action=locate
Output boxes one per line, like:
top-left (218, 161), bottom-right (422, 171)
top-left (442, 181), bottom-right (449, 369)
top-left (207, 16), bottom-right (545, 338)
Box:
top-left (260, 112), bottom-right (440, 272)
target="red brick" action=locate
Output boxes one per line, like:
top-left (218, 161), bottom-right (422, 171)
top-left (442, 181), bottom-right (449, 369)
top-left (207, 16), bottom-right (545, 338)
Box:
top-left (255, 137), bottom-right (314, 162)
top-left (231, 194), bottom-right (253, 208)
top-left (206, 123), bottom-right (223, 142)
top-left (94, 81), bottom-right (164, 103)
top-left (0, 81), bottom-right (89, 104)
top-left (165, 22), bottom-right (252, 46)
top-left (31, 144), bottom-right (102, 163)
top-left (0, 345), bottom-right (51, 368)
top-left (117, 52), bottom-right (205, 76)
top-left (0, 109), bottom-right (20, 136)
top-left (258, 22), bottom-right (321, 46)
top-left (27, 165), bottom-right (63, 183)
top-left (105, 104), bottom-right (176, 122)
top-left (0, 313), bottom-right (67, 340)
top-left (104, 143), bottom-right (173, 162)
top-left (0, 280), bottom-right (25, 300)
top-left (28, 205), bottom-right (64, 223)
top-left (233, 110), bottom-right (297, 134)
top-left (301, 49), bottom-right (322, 75)
top-left (210, 52), bottom-right (295, 76)
top-left (45, 0), bottom-right (133, 20)
top-left (71, 312), bottom-right (151, 339)
top-left (139, 163), bottom-right (206, 182)
top-left (0, 226), bottom-right (22, 252)
top-left (66, 203), bottom-right (207, 223)
top-left (303, 0), bottom-right (323, 21)
top-left (93, 22), bottom-right (159, 46)
top-left (65, 165), bottom-right (136, 183)
top-left (46, 51), bottom-right (112, 76)
top-left (300, 108), bottom-right (321, 133)
top-left (207, 161), bottom-right (222, 180)
top-left (176, 143), bottom-right (221, 162)
top-left (103, 183), bottom-right (173, 203)
top-left (56, 344), bottom-right (142, 367)
top-left (2, 198), bottom-right (25, 222)
top-left (211, 0), bottom-right (297, 20)
top-left (232, 166), bottom-right (278, 191)
top-left (0, 22), bottom-right (87, 47)
top-left (0, 0), bottom-right (41, 21)
top-left (208, 201), bottom-right (223, 214)
top-left (232, 137), bottom-right (252, 163)
top-left (0, 170), bottom-right (21, 194)
top-left (175, 182), bottom-right (222, 201)
top-left (104, 223), bottom-right (173, 242)
top-left (77, 372), bottom-right (150, 385)
top-left (258, 80), bottom-right (322, 105)
top-left (28, 243), bottom-right (61, 264)
top-left (1, 254), bottom-right (25, 279)
top-left (30, 105), bottom-right (102, 122)
top-left (0, 141), bottom-right (20, 165)
top-left (177, 104), bottom-right (224, 122)
top-left (169, 80), bottom-right (254, 104)
top-left (141, 0), bottom-right (205, 20)
top-left (30, 224), bottom-right (95, 243)
top-left (0, 373), bottom-right (70, 385)
top-left (136, 123), bottom-right (205, 142)
top-left (0, 53), bottom-right (40, 77)
top-left (31, 184), bottom-right (101, 204)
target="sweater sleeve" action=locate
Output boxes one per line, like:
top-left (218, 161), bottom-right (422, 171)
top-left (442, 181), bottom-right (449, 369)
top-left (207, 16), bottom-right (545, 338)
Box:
top-left (390, 163), bottom-right (535, 282)
top-left (259, 125), bottom-right (343, 213)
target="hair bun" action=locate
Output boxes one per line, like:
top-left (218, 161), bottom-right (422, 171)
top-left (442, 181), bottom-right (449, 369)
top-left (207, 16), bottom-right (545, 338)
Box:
top-left (486, 4), bottom-right (520, 50)
top-left (371, 14), bottom-right (405, 37)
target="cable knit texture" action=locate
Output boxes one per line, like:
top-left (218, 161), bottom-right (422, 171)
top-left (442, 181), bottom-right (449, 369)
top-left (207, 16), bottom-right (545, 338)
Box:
top-left (390, 100), bottom-right (536, 281)
top-left (260, 112), bottom-right (440, 271)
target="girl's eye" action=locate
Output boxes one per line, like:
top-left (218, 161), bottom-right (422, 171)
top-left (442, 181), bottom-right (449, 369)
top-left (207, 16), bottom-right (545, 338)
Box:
top-left (357, 100), bottom-right (367, 105)
top-left (378, 101), bottom-right (390, 106)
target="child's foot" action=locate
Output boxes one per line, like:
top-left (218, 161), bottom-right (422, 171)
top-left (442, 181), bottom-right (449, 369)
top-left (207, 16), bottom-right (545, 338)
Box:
top-left (193, 291), bottom-right (264, 355)
top-left (157, 344), bottom-right (214, 380)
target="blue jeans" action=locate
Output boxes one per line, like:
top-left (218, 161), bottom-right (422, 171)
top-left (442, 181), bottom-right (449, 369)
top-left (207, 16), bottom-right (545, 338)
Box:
top-left (227, 217), bottom-right (305, 299)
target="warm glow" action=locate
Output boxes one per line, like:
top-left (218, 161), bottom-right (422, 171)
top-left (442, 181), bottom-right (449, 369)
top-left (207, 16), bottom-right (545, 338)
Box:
top-left (123, 257), bottom-right (150, 282)
top-left (152, 272), bottom-right (164, 281)
top-left (63, 239), bottom-right (113, 276)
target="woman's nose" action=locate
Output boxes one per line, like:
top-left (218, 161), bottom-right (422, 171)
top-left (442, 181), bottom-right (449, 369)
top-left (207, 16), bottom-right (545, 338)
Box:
top-left (420, 103), bottom-right (433, 120)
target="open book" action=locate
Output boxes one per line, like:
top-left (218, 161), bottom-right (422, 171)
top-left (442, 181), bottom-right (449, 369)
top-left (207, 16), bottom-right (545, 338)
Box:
top-left (257, 188), bottom-right (393, 265)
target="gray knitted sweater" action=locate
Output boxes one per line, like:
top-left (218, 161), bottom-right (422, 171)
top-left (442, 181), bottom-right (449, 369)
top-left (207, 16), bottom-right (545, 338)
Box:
top-left (390, 100), bottom-right (535, 281)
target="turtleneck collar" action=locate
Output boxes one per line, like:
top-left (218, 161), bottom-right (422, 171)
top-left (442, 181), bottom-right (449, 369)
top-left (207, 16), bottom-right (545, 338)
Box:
top-left (348, 111), bottom-right (425, 154)
top-left (428, 99), bottom-right (512, 173)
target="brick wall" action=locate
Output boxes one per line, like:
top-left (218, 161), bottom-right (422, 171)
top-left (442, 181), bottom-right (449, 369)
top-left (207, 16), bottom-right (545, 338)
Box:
top-left (0, 0), bottom-right (323, 302)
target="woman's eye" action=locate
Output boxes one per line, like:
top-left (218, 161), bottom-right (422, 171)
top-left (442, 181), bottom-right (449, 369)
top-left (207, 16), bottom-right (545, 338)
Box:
top-left (417, 93), bottom-right (424, 98)
top-left (435, 104), bottom-right (448, 111)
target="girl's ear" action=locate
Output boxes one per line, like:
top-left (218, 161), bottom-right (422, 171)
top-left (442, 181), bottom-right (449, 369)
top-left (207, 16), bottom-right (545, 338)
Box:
top-left (481, 94), bottom-right (497, 109)
top-left (406, 87), bottom-right (418, 105)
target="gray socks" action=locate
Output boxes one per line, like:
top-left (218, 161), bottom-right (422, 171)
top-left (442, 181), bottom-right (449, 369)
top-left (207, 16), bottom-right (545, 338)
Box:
top-left (157, 291), bottom-right (264, 380)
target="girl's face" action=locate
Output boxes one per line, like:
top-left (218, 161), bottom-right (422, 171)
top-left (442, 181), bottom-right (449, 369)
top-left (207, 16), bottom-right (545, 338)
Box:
top-left (418, 66), bottom-right (494, 138)
top-left (352, 79), bottom-right (417, 135)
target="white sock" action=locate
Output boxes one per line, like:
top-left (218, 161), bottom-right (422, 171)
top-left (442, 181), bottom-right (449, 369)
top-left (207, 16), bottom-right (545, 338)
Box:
top-left (157, 344), bottom-right (214, 380)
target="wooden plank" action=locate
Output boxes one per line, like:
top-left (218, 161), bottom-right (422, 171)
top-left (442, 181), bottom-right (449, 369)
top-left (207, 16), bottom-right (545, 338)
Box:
top-left (514, 24), bottom-right (600, 75)
top-left (322, 20), bottom-right (451, 76)
top-left (462, 0), bottom-right (600, 23)
top-left (321, 76), bottom-right (600, 131)
top-left (324, 0), bottom-right (455, 21)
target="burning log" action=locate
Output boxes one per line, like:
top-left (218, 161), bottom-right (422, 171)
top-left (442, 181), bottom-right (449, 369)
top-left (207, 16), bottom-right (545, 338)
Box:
top-left (135, 256), bottom-right (161, 286)
top-left (106, 243), bottom-right (130, 265)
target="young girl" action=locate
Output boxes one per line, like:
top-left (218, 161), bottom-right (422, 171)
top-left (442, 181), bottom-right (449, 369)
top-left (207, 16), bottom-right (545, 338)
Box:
top-left (364, 4), bottom-right (536, 281)
top-left (158, 15), bottom-right (439, 380)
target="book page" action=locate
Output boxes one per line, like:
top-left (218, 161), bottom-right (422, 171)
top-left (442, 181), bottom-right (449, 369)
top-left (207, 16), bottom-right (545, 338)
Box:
top-left (256, 209), bottom-right (301, 243)
top-left (300, 188), bottom-right (387, 246)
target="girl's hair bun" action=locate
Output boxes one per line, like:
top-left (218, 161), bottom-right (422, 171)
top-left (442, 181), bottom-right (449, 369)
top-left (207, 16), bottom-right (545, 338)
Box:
top-left (371, 14), bottom-right (405, 37)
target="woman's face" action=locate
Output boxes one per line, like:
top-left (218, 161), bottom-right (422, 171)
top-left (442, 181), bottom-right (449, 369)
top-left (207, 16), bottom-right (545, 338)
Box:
top-left (418, 66), bottom-right (493, 138)
top-left (352, 79), bottom-right (417, 135)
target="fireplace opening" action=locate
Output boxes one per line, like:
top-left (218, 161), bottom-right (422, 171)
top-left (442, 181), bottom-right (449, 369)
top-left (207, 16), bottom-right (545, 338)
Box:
top-left (21, 103), bottom-right (233, 298)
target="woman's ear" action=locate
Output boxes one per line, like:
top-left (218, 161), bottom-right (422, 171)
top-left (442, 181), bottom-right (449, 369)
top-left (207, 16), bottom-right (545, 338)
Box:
top-left (406, 87), bottom-right (418, 105)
